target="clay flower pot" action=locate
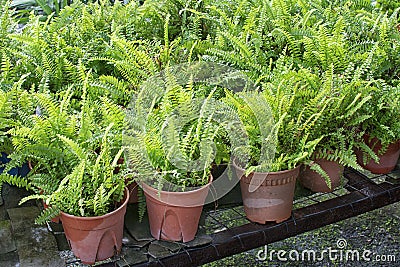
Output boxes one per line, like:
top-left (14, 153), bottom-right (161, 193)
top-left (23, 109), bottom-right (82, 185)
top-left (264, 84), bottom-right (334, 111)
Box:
top-left (42, 198), bottom-right (61, 223)
top-left (127, 181), bottom-right (139, 204)
top-left (60, 187), bottom-right (129, 265)
top-left (299, 158), bottom-right (344, 193)
top-left (142, 178), bottom-right (212, 242)
top-left (28, 161), bottom-right (61, 223)
top-left (356, 136), bottom-right (400, 174)
top-left (233, 161), bottom-right (299, 224)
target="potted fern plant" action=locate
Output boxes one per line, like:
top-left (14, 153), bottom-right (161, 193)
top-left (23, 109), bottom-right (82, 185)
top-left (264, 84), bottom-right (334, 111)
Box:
top-left (0, 85), bottom-right (128, 263)
top-left (0, 88), bottom-right (20, 176)
top-left (0, 88), bottom-right (18, 202)
top-left (223, 85), bottom-right (323, 224)
top-left (1, 79), bottom-right (126, 191)
top-left (291, 67), bottom-right (375, 192)
top-left (356, 82), bottom-right (400, 174)
top-left (0, 80), bottom-right (34, 201)
top-left (19, 123), bottom-right (128, 264)
top-left (124, 71), bottom-right (225, 242)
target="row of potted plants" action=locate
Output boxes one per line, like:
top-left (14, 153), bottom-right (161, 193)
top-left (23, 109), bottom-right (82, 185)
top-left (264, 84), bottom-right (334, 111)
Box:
top-left (0, 0), bottom-right (399, 264)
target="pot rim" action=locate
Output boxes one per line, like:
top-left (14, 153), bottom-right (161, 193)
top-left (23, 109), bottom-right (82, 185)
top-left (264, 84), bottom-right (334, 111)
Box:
top-left (232, 158), bottom-right (301, 175)
top-left (141, 175), bottom-right (213, 196)
top-left (60, 187), bottom-right (129, 220)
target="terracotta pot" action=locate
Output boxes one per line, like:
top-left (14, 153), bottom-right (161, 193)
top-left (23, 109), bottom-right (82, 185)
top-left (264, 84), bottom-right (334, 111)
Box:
top-left (42, 199), bottom-right (61, 223)
top-left (299, 158), bottom-right (343, 193)
top-left (356, 136), bottom-right (400, 174)
top-left (142, 178), bottom-right (212, 242)
top-left (60, 187), bottom-right (129, 265)
top-left (233, 161), bottom-right (299, 224)
top-left (29, 163), bottom-right (61, 223)
top-left (127, 181), bottom-right (139, 203)
top-left (113, 157), bottom-right (125, 174)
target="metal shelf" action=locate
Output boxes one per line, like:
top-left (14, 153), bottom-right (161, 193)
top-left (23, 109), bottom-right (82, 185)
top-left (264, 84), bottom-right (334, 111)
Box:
top-left (56, 168), bottom-right (400, 267)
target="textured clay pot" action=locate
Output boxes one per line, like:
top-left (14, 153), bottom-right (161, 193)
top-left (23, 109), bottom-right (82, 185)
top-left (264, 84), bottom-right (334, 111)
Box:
top-left (233, 161), bottom-right (299, 224)
top-left (299, 158), bottom-right (344, 193)
top-left (142, 178), bottom-right (212, 242)
top-left (60, 187), bottom-right (129, 265)
top-left (356, 136), bottom-right (400, 174)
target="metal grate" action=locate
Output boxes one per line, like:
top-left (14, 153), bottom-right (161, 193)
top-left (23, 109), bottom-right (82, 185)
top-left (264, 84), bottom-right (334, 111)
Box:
top-left (51, 167), bottom-right (400, 267)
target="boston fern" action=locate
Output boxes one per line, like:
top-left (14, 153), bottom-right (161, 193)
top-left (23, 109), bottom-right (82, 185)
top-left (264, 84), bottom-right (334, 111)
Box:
top-left (361, 81), bottom-right (400, 153)
top-left (262, 62), bottom-right (376, 187)
top-left (223, 86), bottom-right (323, 174)
top-left (289, 66), bottom-right (375, 185)
top-left (0, 80), bottom-right (125, 206)
top-left (19, 123), bottom-right (125, 224)
top-left (0, 90), bottom-right (16, 154)
top-left (124, 67), bottom-right (236, 190)
top-left (223, 58), bottom-right (376, 188)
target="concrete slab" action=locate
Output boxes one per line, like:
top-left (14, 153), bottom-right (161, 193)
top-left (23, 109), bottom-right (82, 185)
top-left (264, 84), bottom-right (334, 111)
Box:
top-left (0, 220), bottom-right (16, 254)
top-left (7, 206), bottom-right (40, 232)
top-left (7, 206), bottom-right (64, 266)
top-left (18, 244), bottom-right (65, 267)
top-left (0, 251), bottom-right (19, 266)
top-left (124, 205), bottom-right (154, 241)
top-left (116, 247), bottom-right (148, 266)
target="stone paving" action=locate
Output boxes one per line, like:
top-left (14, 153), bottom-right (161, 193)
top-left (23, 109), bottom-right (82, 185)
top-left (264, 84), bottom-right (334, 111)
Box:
top-left (0, 184), bottom-right (63, 267)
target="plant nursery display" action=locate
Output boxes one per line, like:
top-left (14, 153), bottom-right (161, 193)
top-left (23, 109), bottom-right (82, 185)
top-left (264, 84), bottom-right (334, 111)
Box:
top-left (0, 0), bottom-right (399, 264)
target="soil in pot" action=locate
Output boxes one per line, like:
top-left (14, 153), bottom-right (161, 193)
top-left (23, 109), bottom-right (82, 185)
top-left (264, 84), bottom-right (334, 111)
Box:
top-left (60, 187), bottom-right (129, 265)
top-left (142, 179), bottom-right (212, 242)
top-left (233, 162), bottom-right (299, 224)
top-left (299, 158), bottom-right (344, 193)
top-left (356, 136), bottom-right (400, 174)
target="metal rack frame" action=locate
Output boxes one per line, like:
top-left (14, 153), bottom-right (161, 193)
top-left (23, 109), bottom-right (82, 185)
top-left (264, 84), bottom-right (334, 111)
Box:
top-left (59, 168), bottom-right (400, 267)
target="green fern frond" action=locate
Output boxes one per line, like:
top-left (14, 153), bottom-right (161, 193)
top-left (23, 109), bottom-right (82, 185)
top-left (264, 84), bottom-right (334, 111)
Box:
top-left (35, 206), bottom-right (60, 225)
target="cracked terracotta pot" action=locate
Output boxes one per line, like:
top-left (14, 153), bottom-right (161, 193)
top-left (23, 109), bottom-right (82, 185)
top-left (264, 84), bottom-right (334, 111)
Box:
top-left (356, 136), bottom-right (400, 174)
top-left (233, 161), bottom-right (299, 224)
top-left (299, 158), bottom-right (343, 193)
top-left (60, 187), bottom-right (129, 265)
top-left (142, 178), bottom-right (212, 242)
